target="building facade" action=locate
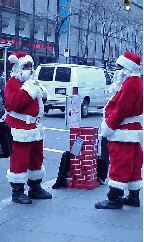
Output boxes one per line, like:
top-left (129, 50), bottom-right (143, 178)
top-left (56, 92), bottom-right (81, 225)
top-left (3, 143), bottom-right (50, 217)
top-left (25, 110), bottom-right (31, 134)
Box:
top-left (0, 0), bottom-right (143, 76)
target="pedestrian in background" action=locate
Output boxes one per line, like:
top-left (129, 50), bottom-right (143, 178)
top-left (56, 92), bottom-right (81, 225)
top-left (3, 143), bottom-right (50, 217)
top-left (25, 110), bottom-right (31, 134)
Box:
top-left (4, 51), bottom-right (52, 204)
top-left (0, 71), bottom-right (5, 104)
top-left (95, 51), bottom-right (143, 209)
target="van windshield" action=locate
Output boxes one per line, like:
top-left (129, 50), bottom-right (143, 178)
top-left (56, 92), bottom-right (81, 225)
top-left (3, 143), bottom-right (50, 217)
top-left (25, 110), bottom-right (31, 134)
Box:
top-left (55, 67), bottom-right (71, 82)
top-left (38, 67), bottom-right (54, 81)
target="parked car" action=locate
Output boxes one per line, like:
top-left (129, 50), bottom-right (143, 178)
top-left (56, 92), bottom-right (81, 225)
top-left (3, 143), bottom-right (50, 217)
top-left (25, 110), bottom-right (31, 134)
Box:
top-left (36, 63), bottom-right (112, 117)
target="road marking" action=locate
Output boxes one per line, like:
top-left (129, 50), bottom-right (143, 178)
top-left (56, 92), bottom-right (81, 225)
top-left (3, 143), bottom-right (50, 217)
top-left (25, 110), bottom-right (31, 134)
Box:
top-left (0, 179), bottom-right (57, 210)
top-left (44, 127), bottom-right (70, 132)
top-left (43, 148), bottom-right (65, 154)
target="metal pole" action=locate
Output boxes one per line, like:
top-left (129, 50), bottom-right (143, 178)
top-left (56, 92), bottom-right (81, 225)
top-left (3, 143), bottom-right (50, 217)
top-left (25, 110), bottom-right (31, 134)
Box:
top-left (4, 47), bottom-right (7, 85)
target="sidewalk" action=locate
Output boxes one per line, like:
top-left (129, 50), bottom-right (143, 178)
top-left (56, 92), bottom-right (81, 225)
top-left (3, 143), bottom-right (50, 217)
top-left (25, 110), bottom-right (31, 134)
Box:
top-left (0, 182), bottom-right (143, 242)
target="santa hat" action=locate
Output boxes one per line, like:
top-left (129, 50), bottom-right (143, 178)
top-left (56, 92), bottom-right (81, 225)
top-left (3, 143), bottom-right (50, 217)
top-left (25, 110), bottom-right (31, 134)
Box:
top-left (8, 52), bottom-right (34, 80)
top-left (116, 51), bottom-right (141, 73)
top-left (8, 51), bottom-right (34, 69)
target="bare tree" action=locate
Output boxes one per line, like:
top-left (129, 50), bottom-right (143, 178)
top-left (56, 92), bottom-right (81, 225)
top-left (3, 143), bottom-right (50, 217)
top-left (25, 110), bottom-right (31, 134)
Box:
top-left (78, 0), bottom-right (101, 59)
top-left (15, 0), bottom-right (20, 53)
top-left (97, 1), bottom-right (126, 64)
top-left (50, 0), bottom-right (85, 62)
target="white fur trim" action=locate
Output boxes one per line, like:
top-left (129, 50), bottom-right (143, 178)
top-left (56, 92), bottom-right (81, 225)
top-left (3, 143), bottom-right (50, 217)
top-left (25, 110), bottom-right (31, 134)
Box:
top-left (116, 55), bottom-right (140, 73)
top-left (128, 180), bottom-right (143, 190)
top-left (18, 55), bottom-right (34, 68)
top-left (11, 124), bottom-right (44, 142)
top-left (108, 179), bottom-right (127, 190)
top-left (101, 119), bottom-right (115, 137)
top-left (27, 165), bottom-right (46, 180)
top-left (8, 55), bottom-right (19, 64)
top-left (121, 114), bottom-right (143, 127)
top-left (108, 129), bottom-right (143, 143)
top-left (6, 169), bottom-right (28, 183)
top-left (21, 80), bottom-right (40, 99)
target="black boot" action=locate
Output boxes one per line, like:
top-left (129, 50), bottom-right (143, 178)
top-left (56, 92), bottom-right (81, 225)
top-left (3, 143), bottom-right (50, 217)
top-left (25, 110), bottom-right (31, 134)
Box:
top-left (52, 151), bottom-right (70, 189)
top-left (123, 190), bottom-right (140, 207)
top-left (27, 179), bottom-right (52, 199)
top-left (95, 186), bottom-right (124, 209)
top-left (10, 182), bottom-right (32, 204)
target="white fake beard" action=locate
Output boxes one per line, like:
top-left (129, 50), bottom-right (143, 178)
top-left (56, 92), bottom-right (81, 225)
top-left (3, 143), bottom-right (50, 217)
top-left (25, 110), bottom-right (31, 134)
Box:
top-left (21, 69), bottom-right (35, 81)
top-left (109, 69), bottom-right (131, 95)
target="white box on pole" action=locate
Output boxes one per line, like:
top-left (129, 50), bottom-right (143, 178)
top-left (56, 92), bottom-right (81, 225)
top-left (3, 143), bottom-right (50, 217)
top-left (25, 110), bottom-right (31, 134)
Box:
top-left (65, 95), bottom-right (81, 129)
top-left (64, 48), bottom-right (69, 57)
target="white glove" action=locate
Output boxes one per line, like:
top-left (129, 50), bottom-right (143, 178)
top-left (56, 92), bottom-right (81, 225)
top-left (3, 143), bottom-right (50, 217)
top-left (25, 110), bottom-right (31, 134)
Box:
top-left (101, 119), bottom-right (115, 138)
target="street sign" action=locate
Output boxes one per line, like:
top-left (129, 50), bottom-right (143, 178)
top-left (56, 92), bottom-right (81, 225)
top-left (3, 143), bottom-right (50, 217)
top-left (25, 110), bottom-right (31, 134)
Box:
top-left (0, 42), bottom-right (13, 48)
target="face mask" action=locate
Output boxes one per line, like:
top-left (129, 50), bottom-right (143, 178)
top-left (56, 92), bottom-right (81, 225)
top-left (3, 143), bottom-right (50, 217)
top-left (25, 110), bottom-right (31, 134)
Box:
top-left (21, 69), bottom-right (33, 81)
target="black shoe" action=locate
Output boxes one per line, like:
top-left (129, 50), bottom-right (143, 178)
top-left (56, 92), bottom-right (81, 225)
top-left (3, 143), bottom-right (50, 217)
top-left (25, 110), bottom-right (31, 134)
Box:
top-left (28, 188), bottom-right (52, 199)
top-left (10, 183), bottom-right (32, 204)
top-left (52, 179), bottom-right (68, 189)
top-left (27, 179), bottom-right (52, 199)
top-left (123, 190), bottom-right (140, 207)
top-left (95, 199), bottom-right (123, 209)
top-left (12, 193), bottom-right (32, 204)
top-left (95, 186), bottom-right (124, 209)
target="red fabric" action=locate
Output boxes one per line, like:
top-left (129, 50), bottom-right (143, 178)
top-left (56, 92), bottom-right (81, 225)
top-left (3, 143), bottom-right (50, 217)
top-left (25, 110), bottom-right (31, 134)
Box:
top-left (108, 141), bottom-right (143, 183)
top-left (105, 76), bottom-right (143, 185)
top-left (10, 140), bottom-right (43, 173)
top-left (4, 76), bottom-right (46, 130)
top-left (123, 51), bottom-right (141, 66)
top-left (10, 52), bottom-right (28, 67)
top-left (105, 76), bottom-right (143, 131)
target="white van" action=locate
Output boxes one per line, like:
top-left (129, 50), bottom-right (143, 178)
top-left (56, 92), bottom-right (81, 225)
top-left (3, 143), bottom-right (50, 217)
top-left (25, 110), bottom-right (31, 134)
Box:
top-left (36, 63), bottom-right (112, 117)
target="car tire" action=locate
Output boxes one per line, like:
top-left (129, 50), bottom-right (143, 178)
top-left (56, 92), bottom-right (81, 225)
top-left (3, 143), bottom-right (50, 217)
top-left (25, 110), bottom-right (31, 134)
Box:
top-left (81, 100), bottom-right (89, 118)
top-left (60, 107), bottom-right (65, 112)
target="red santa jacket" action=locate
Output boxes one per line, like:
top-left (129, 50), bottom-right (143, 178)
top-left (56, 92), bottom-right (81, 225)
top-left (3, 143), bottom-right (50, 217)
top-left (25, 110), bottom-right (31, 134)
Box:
top-left (4, 76), bottom-right (48, 142)
top-left (101, 76), bottom-right (143, 143)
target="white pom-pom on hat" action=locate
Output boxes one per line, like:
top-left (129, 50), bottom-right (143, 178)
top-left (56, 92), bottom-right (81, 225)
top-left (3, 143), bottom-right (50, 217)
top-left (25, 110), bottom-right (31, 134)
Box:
top-left (8, 54), bottom-right (18, 64)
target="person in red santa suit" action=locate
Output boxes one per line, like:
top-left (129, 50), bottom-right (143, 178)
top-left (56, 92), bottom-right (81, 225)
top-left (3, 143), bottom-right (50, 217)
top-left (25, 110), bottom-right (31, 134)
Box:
top-left (95, 51), bottom-right (143, 209)
top-left (5, 52), bottom-right (52, 204)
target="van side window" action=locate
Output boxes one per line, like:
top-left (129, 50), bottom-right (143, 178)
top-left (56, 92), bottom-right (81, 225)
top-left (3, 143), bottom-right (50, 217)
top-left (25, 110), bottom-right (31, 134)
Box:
top-left (38, 67), bottom-right (54, 81)
top-left (55, 67), bottom-right (71, 82)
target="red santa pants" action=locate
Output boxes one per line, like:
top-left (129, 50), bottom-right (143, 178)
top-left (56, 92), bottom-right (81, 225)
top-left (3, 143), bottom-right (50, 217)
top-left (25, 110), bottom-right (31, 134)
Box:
top-left (108, 141), bottom-right (143, 183)
top-left (10, 140), bottom-right (43, 174)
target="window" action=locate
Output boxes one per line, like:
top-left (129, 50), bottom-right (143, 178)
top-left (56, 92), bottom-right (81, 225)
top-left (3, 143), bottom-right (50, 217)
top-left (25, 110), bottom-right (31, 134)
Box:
top-left (55, 67), bottom-right (71, 82)
top-left (38, 67), bottom-right (54, 81)
top-left (0, 0), bottom-right (16, 8)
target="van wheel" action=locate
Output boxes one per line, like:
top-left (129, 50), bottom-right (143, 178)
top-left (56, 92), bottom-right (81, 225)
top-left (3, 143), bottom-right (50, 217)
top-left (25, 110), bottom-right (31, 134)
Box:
top-left (60, 107), bottom-right (65, 112)
top-left (81, 100), bottom-right (89, 118)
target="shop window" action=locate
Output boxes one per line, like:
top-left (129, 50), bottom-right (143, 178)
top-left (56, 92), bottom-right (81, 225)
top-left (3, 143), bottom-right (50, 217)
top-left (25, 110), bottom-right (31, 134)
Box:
top-left (0, 0), bottom-right (16, 8)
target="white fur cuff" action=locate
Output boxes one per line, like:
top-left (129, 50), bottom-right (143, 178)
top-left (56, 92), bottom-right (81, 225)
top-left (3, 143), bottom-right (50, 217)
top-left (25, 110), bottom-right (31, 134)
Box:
top-left (101, 119), bottom-right (115, 138)
top-left (108, 179), bottom-right (128, 190)
top-left (21, 80), bottom-right (40, 100)
top-left (39, 83), bottom-right (48, 99)
top-left (6, 169), bottom-right (28, 183)
top-left (27, 165), bottom-right (46, 180)
top-left (128, 180), bottom-right (143, 190)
